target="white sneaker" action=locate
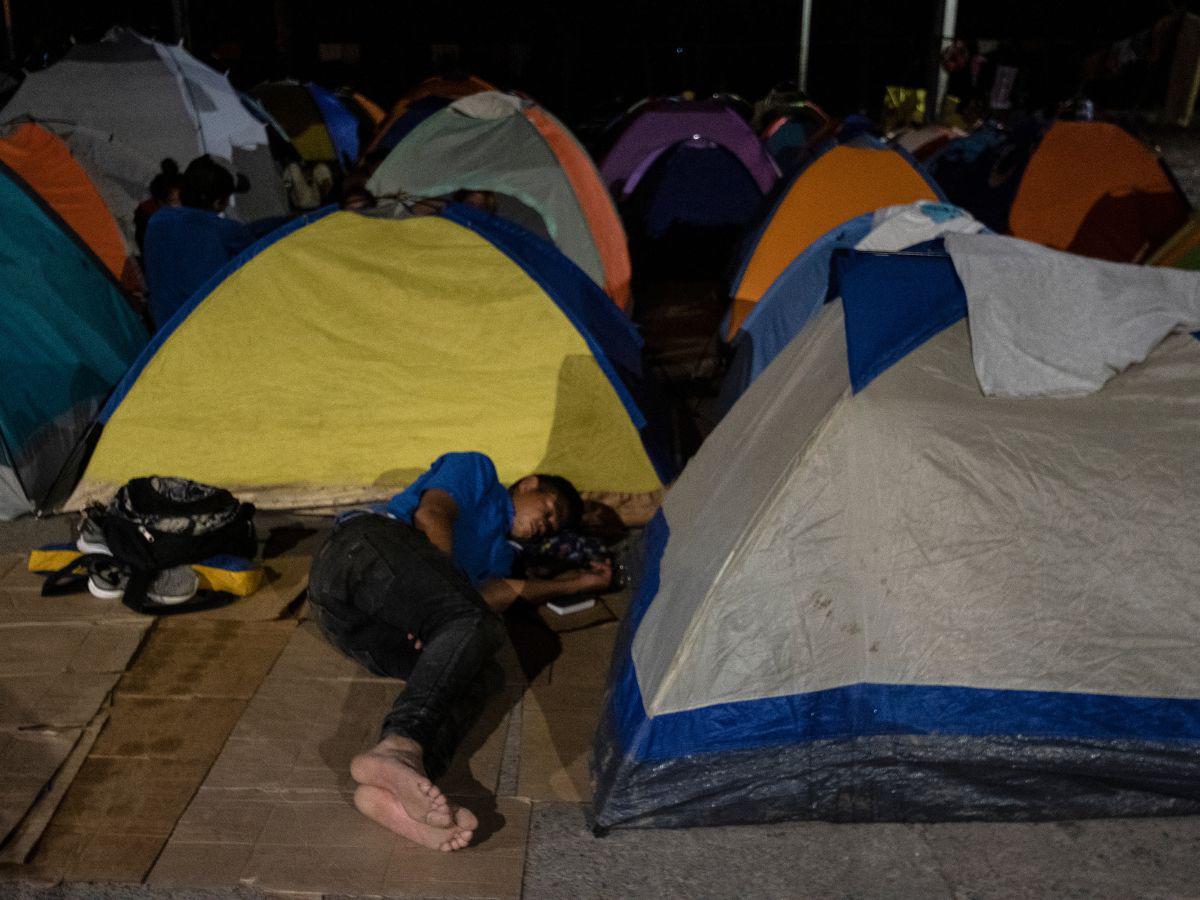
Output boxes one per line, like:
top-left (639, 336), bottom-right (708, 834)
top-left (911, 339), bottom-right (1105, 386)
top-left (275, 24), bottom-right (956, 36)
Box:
top-left (86, 564), bottom-right (199, 606)
top-left (76, 516), bottom-right (110, 555)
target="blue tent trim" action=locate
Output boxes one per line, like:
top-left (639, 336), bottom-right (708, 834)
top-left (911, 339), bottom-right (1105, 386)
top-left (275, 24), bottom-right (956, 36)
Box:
top-left (306, 83), bottom-right (360, 169)
top-left (835, 244), bottom-right (967, 394)
top-left (100, 208), bottom-right (334, 423)
top-left (717, 213), bottom-right (873, 415)
top-left (375, 95), bottom-right (454, 156)
top-left (442, 202), bottom-right (676, 483)
top-left (606, 512), bottom-right (1200, 767)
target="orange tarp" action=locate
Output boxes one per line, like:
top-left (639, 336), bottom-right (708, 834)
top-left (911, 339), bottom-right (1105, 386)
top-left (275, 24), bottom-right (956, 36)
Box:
top-left (367, 75), bottom-right (496, 156)
top-left (524, 106), bottom-right (631, 310)
top-left (1009, 121), bottom-right (1190, 263)
top-left (0, 123), bottom-right (130, 281)
top-left (729, 145), bottom-right (938, 338)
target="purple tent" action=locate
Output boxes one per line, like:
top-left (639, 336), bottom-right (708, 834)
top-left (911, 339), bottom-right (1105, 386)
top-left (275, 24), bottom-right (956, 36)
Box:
top-left (599, 99), bottom-right (780, 199)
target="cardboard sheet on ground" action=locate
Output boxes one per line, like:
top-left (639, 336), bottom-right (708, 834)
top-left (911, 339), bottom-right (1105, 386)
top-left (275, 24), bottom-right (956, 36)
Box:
top-left (0, 550), bottom-right (153, 861)
top-left (519, 621), bottom-right (618, 802)
top-left (150, 621), bottom-right (531, 897)
top-left (4, 619), bottom-right (298, 883)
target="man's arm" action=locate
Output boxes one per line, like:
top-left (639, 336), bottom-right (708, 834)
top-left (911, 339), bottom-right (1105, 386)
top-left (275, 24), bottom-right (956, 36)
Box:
top-left (478, 560), bottom-right (613, 614)
top-left (411, 488), bottom-right (458, 557)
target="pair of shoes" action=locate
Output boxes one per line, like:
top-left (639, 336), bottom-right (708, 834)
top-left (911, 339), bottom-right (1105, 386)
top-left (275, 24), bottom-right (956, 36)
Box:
top-left (87, 561), bottom-right (200, 606)
top-left (76, 515), bottom-right (110, 555)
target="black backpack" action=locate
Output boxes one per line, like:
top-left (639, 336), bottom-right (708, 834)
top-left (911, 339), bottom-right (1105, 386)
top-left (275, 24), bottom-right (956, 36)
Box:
top-left (47, 477), bottom-right (257, 615)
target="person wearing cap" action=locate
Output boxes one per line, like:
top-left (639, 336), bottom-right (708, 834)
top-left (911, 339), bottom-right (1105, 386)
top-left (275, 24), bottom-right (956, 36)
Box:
top-left (142, 155), bottom-right (258, 330)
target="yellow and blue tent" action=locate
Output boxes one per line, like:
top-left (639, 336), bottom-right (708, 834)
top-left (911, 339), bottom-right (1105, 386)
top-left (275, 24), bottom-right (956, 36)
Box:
top-left (68, 204), bottom-right (671, 517)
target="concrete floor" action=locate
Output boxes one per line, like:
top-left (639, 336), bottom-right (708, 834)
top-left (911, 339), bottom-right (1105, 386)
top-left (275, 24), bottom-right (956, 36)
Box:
top-left (3, 508), bottom-right (1200, 899)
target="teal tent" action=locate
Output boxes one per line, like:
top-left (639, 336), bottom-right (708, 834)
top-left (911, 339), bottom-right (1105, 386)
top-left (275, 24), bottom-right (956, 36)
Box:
top-left (0, 162), bottom-right (146, 518)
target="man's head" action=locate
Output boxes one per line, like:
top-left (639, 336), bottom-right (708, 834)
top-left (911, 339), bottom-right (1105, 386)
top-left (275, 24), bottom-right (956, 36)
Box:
top-left (181, 155), bottom-right (249, 212)
top-left (508, 474), bottom-right (583, 542)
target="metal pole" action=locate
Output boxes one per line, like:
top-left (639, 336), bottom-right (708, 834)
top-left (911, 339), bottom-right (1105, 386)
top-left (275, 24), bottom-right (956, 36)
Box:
top-left (172, 0), bottom-right (190, 48)
top-left (931, 0), bottom-right (958, 121)
top-left (2, 0), bottom-right (15, 63)
top-left (798, 0), bottom-right (813, 94)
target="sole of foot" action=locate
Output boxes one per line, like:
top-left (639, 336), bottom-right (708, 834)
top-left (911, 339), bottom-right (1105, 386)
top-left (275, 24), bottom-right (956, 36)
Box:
top-left (354, 785), bottom-right (473, 852)
top-left (351, 747), bottom-right (455, 828)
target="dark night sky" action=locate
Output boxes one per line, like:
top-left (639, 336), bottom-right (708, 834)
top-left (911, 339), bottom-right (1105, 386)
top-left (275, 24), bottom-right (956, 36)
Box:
top-left (3, 1), bottom-right (1195, 124)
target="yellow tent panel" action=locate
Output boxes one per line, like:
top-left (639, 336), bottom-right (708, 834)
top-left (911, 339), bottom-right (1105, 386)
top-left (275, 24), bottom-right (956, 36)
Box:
top-left (75, 212), bottom-right (663, 510)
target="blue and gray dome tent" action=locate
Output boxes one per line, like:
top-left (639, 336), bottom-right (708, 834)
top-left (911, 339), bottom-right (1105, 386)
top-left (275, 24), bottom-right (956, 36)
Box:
top-left (0, 161), bottom-right (146, 519)
top-left (594, 244), bottom-right (1200, 829)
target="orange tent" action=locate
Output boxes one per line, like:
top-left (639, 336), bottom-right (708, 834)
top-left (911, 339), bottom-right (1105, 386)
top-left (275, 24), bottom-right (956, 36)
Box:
top-left (347, 91), bottom-right (385, 126)
top-left (0, 123), bottom-right (133, 286)
top-left (727, 144), bottom-right (940, 338)
top-left (1008, 121), bottom-right (1190, 263)
top-left (366, 75), bottom-right (495, 156)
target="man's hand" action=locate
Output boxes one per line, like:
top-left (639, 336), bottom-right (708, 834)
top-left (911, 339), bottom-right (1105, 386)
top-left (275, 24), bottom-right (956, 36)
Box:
top-left (568, 559), bottom-right (614, 595)
top-left (479, 558), bottom-right (617, 614)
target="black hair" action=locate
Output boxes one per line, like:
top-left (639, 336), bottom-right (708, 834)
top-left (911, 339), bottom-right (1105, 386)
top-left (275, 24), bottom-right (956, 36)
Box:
top-left (180, 154), bottom-right (247, 210)
top-left (149, 158), bottom-right (182, 202)
top-left (530, 474), bottom-right (584, 531)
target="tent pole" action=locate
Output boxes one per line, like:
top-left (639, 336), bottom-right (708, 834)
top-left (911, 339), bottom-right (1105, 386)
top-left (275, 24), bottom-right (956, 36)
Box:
top-left (798, 0), bottom-right (813, 94)
top-left (929, 0), bottom-right (958, 122)
top-left (1, 0), bottom-right (14, 63)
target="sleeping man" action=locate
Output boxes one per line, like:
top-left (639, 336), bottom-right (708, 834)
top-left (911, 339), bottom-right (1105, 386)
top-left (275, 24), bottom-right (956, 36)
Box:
top-left (307, 452), bottom-right (613, 851)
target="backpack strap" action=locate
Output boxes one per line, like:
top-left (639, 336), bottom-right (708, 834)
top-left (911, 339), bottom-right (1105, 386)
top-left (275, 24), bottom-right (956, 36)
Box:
top-left (40, 553), bottom-right (113, 597)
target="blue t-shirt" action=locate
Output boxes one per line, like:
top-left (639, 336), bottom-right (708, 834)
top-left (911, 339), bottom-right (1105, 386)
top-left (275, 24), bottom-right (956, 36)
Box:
top-left (143, 206), bottom-right (255, 330)
top-left (383, 452), bottom-right (517, 587)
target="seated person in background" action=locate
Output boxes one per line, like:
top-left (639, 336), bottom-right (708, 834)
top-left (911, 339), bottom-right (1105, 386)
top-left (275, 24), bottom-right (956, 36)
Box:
top-left (133, 159), bottom-right (183, 253)
top-left (142, 155), bottom-right (256, 330)
top-left (308, 452), bottom-right (614, 852)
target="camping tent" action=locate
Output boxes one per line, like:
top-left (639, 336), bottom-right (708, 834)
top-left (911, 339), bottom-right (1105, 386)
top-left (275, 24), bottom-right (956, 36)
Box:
top-left (622, 139), bottom-right (768, 239)
top-left (717, 202), bottom-right (983, 414)
top-left (367, 92), bottom-right (632, 309)
top-left (761, 101), bottom-right (835, 169)
top-left (250, 81), bottom-right (360, 169)
top-left (594, 244), bottom-right (1200, 829)
top-left (1007, 120), bottom-right (1190, 262)
top-left (0, 27), bottom-right (289, 222)
top-left (368, 94), bottom-right (456, 158)
top-left (924, 121), bottom-right (1040, 234)
top-left (0, 163), bottom-right (146, 519)
top-left (599, 97), bottom-right (778, 203)
top-left (726, 143), bottom-right (942, 338)
top-left (339, 89), bottom-right (386, 151)
top-left (0, 122), bottom-right (135, 286)
top-left (366, 75), bottom-right (496, 156)
top-left (67, 204), bottom-right (670, 516)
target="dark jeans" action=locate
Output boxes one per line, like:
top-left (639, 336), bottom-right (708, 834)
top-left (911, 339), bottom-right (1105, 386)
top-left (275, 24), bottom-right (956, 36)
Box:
top-left (308, 514), bottom-right (506, 777)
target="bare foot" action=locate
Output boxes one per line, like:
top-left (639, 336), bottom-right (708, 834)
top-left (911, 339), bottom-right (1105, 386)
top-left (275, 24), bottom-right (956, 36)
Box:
top-left (350, 735), bottom-right (452, 827)
top-left (354, 785), bottom-right (474, 851)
